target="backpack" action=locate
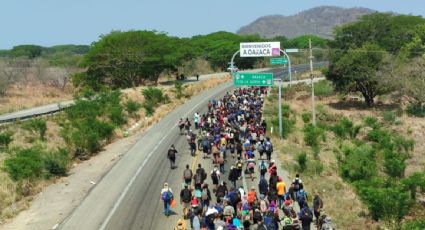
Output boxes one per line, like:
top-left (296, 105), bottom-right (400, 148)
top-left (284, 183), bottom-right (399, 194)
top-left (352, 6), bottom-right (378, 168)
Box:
top-left (294, 179), bottom-right (300, 190)
top-left (195, 189), bottom-right (202, 198)
top-left (211, 170), bottom-right (219, 182)
top-left (264, 216), bottom-right (276, 230)
top-left (297, 190), bottom-right (306, 203)
top-left (236, 161), bottom-right (243, 169)
top-left (300, 208), bottom-right (313, 222)
top-left (282, 216), bottom-right (293, 226)
top-left (161, 189), bottom-right (172, 201)
top-left (260, 163), bottom-right (267, 174)
top-left (321, 222), bottom-right (334, 230)
top-left (182, 189), bottom-right (191, 202)
top-left (168, 149), bottom-right (176, 158)
top-left (195, 173), bottom-right (202, 184)
top-left (264, 142), bottom-right (272, 152)
top-left (207, 213), bottom-right (215, 224)
top-left (257, 223), bottom-right (268, 230)
top-left (260, 200), bottom-right (268, 212)
top-left (197, 168), bottom-right (206, 180)
top-left (202, 189), bottom-right (209, 200)
top-left (184, 169), bottom-right (192, 180)
top-left (248, 192), bottom-right (256, 204)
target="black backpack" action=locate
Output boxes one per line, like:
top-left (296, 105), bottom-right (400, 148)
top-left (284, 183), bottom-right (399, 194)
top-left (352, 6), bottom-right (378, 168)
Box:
top-left (257, 223), bottom-right (268, 230)
top-left (211, 170), bottom-right (219, 182)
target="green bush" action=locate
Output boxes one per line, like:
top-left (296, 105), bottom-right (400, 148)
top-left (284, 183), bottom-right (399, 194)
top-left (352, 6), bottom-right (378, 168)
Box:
top-left (382, 110), bottom-right (397, 124)
top-left (22, 118), bottom-right (47, 141)
top-left (61, 119), bottom-right (115, 158)
top-left (108, 106), bottom-right (126, 126)
top-left (400, 172), bottom-right (425, 200)
top-left (383, 150), bottom-right (408, 178)
top-left (270, 104), bottom-right (296, 138)
top-left (406, 104), bottom-right (425, 117)
top-left (44, 148), bottom-right (70, 176)
top-left (296, 152), bottom-right (307, 172)
top-left (4, 147), bottom-right (45, 181)
top-left (301, 112), bottom-right (311, 124)
top-left (173, 81), bottom-right (187, 99)
top-left (0, 131), bottom-right (13, 147)
top-left (143, 87), bottom-right (165, 106)
top-left (331, 117), bottom-right (361, 139)
top-left (358, 187), bottom-right (413, 226)
top-left (402, 219), bottom-right (425, 230)
top-left (363, 116), bottom-right (379, 129)
top-left (305, 80), bottom-right (334, 96)
top-left (125, 100), bottom-right (142, 117)
top-left (143, 100), bottom-right (155, 116)
top-left (340, 144), bottom-right (376, 181)
top-left (303, 123), bottom-right (325, 155)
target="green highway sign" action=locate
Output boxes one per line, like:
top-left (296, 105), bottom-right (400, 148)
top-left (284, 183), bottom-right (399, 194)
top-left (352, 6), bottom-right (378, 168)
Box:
top-left (270, 58), bottom-right (288, 65)
top-left (233, 73), bottom-right (273, 86)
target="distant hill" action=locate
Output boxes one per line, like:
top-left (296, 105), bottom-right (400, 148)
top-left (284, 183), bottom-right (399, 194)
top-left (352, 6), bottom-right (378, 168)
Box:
top-left (237, 6), bottom-right (376, 38)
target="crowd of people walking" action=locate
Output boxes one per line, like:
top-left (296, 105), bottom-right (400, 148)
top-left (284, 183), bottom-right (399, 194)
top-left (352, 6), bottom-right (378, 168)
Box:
top-left (162, 87), bottom-right (334, 230)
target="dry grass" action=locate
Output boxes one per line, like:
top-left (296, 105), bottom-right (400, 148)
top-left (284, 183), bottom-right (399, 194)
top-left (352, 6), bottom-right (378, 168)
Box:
top-left (265, 89), bottom-right (425, 229)
top-left (0, 82), bottom-right (74, 115)
top-left (265, 92), bottom-right (381, 229)
top-left (0, 76), bottom-right (231, 223)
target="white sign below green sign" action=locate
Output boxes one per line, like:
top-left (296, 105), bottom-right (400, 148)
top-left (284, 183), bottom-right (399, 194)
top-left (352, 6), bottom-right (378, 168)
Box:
top-left (270, 58), bottom-right (288, 65)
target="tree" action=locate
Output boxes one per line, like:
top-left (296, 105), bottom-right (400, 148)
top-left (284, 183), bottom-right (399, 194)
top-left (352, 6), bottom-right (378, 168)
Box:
top-left (327, 43), bottom-right (386, 106)
top-left (10, 45), bottom-right (44, 58)
top-left (359, 187), bottom-right (413, 228)
top-left (76, 31), bottom-right (196, 90)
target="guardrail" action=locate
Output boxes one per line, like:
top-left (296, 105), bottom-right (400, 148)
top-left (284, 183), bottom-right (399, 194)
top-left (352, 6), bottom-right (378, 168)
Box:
top-left (0, 62), bottom-right (329, 124)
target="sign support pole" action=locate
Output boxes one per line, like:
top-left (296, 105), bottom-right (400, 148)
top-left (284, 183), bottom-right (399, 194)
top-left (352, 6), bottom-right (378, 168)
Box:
top-left (277, 49), bottom-right (292, 139)
top-left (230, 50), bottom-right (240, 77)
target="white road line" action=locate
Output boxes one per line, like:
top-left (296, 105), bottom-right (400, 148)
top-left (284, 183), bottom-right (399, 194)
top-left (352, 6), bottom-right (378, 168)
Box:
top-left (99, 86), bottom-right (228, 230)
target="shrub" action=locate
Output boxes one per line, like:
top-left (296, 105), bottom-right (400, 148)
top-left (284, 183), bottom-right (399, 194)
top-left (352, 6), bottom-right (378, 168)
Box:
top-left (296, 152), bottom-right (307, 172)
top-left (142, 87), bottom-right (165, 106)
top-left (340, 144), bottom-right (376, 181)
top-left (143, 100), bottom-right (155, 116)
top-left (270, 104), bottom-right (296, 138)
top-left (301, 112), bottom-right (311, 124)
top-left (61, 119), bottom-right (115, 158)
top-left (4, 147), bottom-right (45, 181)
top-left (331, 117), bottom-right (361, 139)
top-left (400, 172), bottom-right (425, 200)
top-left (382, 110), bottom-right (397, 124)
top-left (363, 116), bottom-right (379, 129)
top-left (303, 123), bottom-right (325, 155)
top-left (383, 150), bottom-right (408, 178)
top-left (307, 80), bottom-right (334, 96)
top-left (108, 106), bottom-right (126, 126)
top-left (402, 219), bottom-right (425, 230)
top-left (44, 148), bottom-right (70, 176)
top-left (125, 100), bottom-right (142, 117)
top-left (406, 104), bottom-right (425, 117)
top-left (0, 131), bottom-right (13, 147)
top-left (22, 118), bottom-right (47, 141)
top-left (358, 187), bottom-right (413, 227)
top-left (173, 81), bottom-right (187, 99)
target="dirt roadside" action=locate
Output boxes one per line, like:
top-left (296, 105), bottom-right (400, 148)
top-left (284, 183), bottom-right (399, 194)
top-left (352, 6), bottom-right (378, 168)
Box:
top-left (0, 73), bottom-right (235, 230)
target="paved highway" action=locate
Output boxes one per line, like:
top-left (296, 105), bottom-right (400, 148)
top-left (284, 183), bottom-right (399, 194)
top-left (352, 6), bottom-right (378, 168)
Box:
top-left (59, 64), bottom-right (327, 230)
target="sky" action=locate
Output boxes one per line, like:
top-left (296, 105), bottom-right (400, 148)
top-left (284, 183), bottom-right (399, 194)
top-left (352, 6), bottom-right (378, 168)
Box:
top-left (0, 0), bottom-right (424, 49)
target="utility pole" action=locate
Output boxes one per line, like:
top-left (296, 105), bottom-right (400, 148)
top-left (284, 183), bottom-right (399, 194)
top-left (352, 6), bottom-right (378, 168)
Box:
top-left (309, 39), bottom-right (316, 126)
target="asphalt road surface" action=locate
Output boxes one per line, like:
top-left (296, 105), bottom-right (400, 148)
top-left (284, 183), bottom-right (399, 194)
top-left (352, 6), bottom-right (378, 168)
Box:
top-left (60, 66), bottom-right (325, 230)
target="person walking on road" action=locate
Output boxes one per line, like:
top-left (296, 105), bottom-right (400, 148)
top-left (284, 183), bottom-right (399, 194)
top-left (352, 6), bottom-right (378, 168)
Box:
top-left (180, 184), bottom-right (192, 219)
top-left (190, 140), bottom-right (197, 157)
top-left (228, 166), bottom-right (239, 188)
top-left (183, 164), bottom-right (192, 187)
top-left (313, 193), bottom-right (324, 226)
top-left (160, 182), bottom-right (173, 216)
top-left (168, 145), bottom-right (178, 169)
top-left (194, 112), bottom-right (200, 130)
top-left (276, 177), bottom-right (287, 209)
